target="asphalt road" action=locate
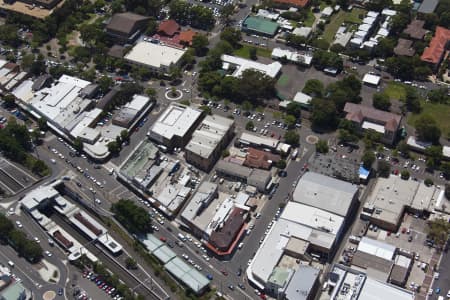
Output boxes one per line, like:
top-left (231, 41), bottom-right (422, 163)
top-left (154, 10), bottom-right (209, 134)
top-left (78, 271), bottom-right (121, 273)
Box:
top-left (429, 249), bottom-right (450, 300)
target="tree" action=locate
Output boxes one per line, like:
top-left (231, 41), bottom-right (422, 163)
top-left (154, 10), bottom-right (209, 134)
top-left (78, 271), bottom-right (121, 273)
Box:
top-left (220, 27), bottom-right (241, 48)
top-left (242, 101), bottom-right (253, 111)
top-left (249, 47), bottom-right (257, 60)
top-left (427, 218), bottom-right (450, 249)
top-left (146, 19), bottom-right (158, 35)
top-left (428, 88), bottom-right (450, 104)
top-left (377, 160), bottom-right (391, 178)
top-left (3, 94), bottom-right (15, 108)
top-left (111, 199), bottom-right (153, 234)
top-left (424, 178), bottom-right (434, 186)
top-left (107, 141), bottom-right (120, 155)
top-left (397, 140), bottom-right (410, 157)
top-left (310, 98), bottom-right (338, 130)
top-left (374, 37), bottom-right (396, 58)
top-left (276, 159), bottom-right (287, 169)
top-left (286, 34), bottom-right (307, 49)
top-left (98, 76), bottom-right (113, 94)
top-left (0, 214), bottom-right (14, 243)
top-left (361, 151), bottom-right (375, 169)
top-left (21, 54), bottom-right (35, 71)
top-left (283, 114), bottom-right (296, 128)
top-left (312, 50), bottom-right (343, 70)
top-left (38, 117), bottom-right (48, 131)
top-left (400, 170), bottom-right (410, 180)
top-left (31, 160), bottom-right (48, 176)
top-left (415, 115), bottom-right (441, 144)
top-left (338, 129), bottom-right (359, 144)
top-left (302, 79), bottom-right (324, 97)
top-left (222, 149), bottom-right (230, 158)
top-left (442, 162), bottom-right (450, 179)
top-left (125, 257), bottom-right (138, 269)
top-left (192, 34), bottom-right (209, 56)
top-left (372, 93), bottom-right (391, 111)
top-left (120, 130), bottom-right (129, 143)
top-left (425, 145), bottom-right (443, 169)
top-left (245, 121), bottom-right (254, 131)
top-left (284, 130), bottom-right (299, 146)
top-left (390, 12), bottom-right (410, 36)
top-left (199, 105), bottom-right (212, 115)
top-left (73, 137), bottom-right (83, 152)
top-left (405, 87), bottom-right (421, 113)
top-left (315, 140), bottom-right (329, 153)
top-left (235, 69), bottom-right (276, 101)
top-left (220, 4), bottom-right (235, 25)
top-left (285, 102), bottom-right (302, 119)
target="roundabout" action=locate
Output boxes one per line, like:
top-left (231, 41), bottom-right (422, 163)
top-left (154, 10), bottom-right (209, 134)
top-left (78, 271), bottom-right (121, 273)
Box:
top-left (43, 290), bottom-right (56, 300)
top-left (306, 135), bottom-right (319, 145)
top-left (164, 89), bottom-right (183, 101)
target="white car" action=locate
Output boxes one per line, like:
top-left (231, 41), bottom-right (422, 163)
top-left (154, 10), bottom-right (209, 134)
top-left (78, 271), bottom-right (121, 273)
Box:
top-left (44, 250), bottom-right (52, 257)
top-left (15, 220), bottom-right (23, 228)
top-left (34, 237), bottom-right (40, 243)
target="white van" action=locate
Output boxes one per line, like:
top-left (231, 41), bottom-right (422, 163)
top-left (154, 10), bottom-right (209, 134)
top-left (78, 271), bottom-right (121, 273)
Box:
top-left (178, 233), bottom-right (187, 242)
top-left (7, 261), bottom-right (14, 268)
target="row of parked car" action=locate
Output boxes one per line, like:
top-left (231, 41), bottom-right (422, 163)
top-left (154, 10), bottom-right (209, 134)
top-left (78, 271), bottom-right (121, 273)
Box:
top-left (82, 271), bottom-right (122, 299)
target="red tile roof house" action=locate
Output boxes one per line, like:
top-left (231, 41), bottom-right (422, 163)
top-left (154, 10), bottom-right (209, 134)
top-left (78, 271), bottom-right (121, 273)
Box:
top-left (343, 103), bottom-right (402, 145)
top-left (179, 29), bottom-right (197, 46)
top-left (244, 147), bottom-right (281, 170)
top-left (273, 0), bottom-right (310, 8)
top-left (157, 19), bottom-right (181, 37)
top-left (420, 26), bottom-right (450, 71)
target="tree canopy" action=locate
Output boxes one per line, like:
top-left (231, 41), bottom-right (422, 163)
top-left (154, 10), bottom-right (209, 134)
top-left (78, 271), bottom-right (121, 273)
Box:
top-left (111, 199), bottom-right (153, 234)
top-left (415, 115), bottom-right (441, 144)
top-left (372, 93), bottom-right (391, 111)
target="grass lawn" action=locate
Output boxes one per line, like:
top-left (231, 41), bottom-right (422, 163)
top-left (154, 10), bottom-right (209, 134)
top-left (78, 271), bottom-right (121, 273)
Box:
top-left (407, 101), bottom-right (450, 137)
top-left (384, 82), bottom-right (407, 100)
top-left (322, 8), bottom-right (365, 43)
top-left (234, 45), bottom-right (272, 59)
top-left (277, 75), bottom-right (290, 87)
top-left (303, 10), bottom-right (316, 27)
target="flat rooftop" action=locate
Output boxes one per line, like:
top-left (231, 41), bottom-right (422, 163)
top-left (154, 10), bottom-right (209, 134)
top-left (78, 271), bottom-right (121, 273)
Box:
top-left (365, 177), bottom-right (437, 225)
top-left (281, 201), bottom-right (344, 235)
top-left (124, 41), bottom-right (186, 69)
top-left (181, 182), bottom-right (217, 226)
top-left (330, 265), bottom-right (414, 300)
top-left (185, 114), bottom-right (234, 159)
top-left (250, 216), bottom-right (335, 286)
top-left (243, 16), bottom-right (279, 36)
top-left (149, 104), bottom-right (202, 142)
top-left (293, 172), bottom-right (358, 217)
top-left (222, 54), bottom-right (282, 78)
top-left (239, 132), bottom-right (279, 149)
top-left (0, 0), bottom-right (63, 19)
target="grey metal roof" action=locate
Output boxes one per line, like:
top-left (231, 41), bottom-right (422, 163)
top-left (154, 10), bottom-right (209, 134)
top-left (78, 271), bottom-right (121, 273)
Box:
top-left (285, 266), bottom-right (320, 300)
top-left (418, 0), bottom-right (439, 13)
top-left (292, 172), bottom-right (358, 217)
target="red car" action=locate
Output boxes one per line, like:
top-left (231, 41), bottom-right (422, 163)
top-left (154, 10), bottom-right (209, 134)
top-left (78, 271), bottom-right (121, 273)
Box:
top-left (221, 270), bottom-right (228, 276)
top-left (260, 294), bottom-right (267, 300)
top-left (159, 237), bottom-right (167, 242)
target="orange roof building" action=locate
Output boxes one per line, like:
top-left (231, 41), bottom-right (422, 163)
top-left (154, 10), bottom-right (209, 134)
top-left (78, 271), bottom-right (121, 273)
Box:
top-left (421, 26), bottom-right (450, 68)
top-left (157, 19), bottom-right (180, 37)
top-left (179, 29), bottom-right (197, 46)
top-left (273, 0), bottom-right (310, 8)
